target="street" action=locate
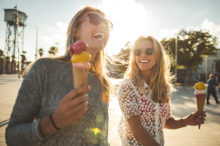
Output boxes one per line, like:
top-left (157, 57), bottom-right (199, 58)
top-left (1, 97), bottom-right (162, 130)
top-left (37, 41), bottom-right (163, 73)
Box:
top-left (0, 74), bottom-right (220, 146)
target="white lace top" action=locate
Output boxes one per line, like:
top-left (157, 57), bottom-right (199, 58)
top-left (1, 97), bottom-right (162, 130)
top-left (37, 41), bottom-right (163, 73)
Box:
top-left (118, 79), bottom-right (173, 146)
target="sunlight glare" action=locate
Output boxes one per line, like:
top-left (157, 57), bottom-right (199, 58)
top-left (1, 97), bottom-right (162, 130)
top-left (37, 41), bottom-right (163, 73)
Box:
top-left (99, 0), bottom-right (155, 56)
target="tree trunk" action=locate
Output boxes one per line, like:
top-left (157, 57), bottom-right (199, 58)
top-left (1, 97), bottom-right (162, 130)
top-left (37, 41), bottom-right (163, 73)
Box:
top-left (184, 69), bottom-right (193, 85)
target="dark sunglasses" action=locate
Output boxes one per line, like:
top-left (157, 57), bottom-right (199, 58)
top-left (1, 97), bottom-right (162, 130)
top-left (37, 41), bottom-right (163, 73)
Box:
top-left (134, 48), bottom-right (154, 56)
top-left (87, 14), bottom-right (113, 30)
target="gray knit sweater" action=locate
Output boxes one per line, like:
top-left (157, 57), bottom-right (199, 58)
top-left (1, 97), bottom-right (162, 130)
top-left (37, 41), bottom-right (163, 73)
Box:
top-left (5, 58), bottom-right (109, 146)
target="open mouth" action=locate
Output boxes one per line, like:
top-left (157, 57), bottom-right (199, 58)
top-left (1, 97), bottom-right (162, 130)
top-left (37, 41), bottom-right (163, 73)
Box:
top-left (94, 33), bottom-right (105, 40)
top-left (140, 59), bottom-right (149, 63)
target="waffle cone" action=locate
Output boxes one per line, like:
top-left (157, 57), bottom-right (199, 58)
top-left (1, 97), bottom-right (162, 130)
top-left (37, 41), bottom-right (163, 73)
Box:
top-left (196, 94), bottom-right (206, 114)
top-left (73, 67), bottom-right (89, 126)
top-left (73, 67), bottom-right (89, 88)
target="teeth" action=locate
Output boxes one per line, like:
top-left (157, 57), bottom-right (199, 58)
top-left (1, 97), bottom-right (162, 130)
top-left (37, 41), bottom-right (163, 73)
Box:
top-left (94, 33), bottom-right (105, 40)
top-left (140, 60), bottom-right (149, 63)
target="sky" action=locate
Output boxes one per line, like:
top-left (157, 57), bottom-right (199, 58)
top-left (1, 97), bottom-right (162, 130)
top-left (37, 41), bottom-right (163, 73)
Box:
top-left (0, 0), bottom-right (220, 61)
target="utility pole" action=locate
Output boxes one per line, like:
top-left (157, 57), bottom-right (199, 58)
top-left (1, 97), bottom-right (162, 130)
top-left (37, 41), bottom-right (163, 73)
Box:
top-left (175, 35), bottom-right (178, 84)
top-left (35, 26), bottom-right (38, 59)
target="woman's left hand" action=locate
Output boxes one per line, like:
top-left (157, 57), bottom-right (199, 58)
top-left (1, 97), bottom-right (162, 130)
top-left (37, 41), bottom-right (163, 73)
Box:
top-left (184, 111), bottom-right (206, 126)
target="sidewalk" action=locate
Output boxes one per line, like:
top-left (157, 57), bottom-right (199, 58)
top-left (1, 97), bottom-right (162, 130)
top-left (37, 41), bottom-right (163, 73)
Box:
top-left (0, 75), bottom-right (220, 146)
top-left (0, 74), bottom-right (22, 145)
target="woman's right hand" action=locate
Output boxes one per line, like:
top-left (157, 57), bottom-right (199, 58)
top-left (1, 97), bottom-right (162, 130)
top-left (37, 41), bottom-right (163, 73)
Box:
top-left (53, 86), bottom-right (90, 128)
top-left (39, 86), bottom-right (90, 137)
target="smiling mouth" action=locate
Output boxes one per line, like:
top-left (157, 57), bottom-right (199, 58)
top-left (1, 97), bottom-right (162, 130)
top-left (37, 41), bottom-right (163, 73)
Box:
top-left (94, 33), bottom-right (105, 40)
top-left (140, 59), bottom-right (149, 63)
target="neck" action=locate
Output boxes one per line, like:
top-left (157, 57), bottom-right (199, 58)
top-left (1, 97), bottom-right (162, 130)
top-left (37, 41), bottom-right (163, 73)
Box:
top-left (140, 70), bottom-right (151, 85)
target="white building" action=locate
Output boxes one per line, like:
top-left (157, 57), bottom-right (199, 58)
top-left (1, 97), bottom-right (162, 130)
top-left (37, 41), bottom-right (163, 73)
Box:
top-left (195, 49), bottom-right (220, 81)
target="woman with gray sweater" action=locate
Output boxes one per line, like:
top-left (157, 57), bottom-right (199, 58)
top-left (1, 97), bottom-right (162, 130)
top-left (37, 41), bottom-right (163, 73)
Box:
top-left (6, 6), bottom-right (113, 146)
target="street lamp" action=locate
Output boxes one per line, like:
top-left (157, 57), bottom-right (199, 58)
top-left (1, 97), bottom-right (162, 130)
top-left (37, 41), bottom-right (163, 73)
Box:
top-left (202, 55), bottom-right (208, 81)
top-left (175, 35), bottom-right (178, 84)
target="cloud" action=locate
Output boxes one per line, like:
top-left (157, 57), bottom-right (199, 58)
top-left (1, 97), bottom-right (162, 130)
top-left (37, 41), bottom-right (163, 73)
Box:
top-left (159, 29), bottom-right (179, 40)
top-left (158, 19), bottom-right (220, 47)
top-left (201, 19), bottom-right (220, 46)
top-left (40, 21), bottom-right (68, 55)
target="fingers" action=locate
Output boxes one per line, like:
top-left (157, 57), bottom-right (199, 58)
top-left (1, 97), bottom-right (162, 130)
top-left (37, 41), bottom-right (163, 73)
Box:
top-left (72, 100), bottom-right (88, 115)
top-left (72, 106), bottom-right (88, 121)
top-left (63, 85), bottom-right (91, 101)
top-left (67, 94), bottom-right (89, 109)
top-left (67, 101), bottom-right (88, 121)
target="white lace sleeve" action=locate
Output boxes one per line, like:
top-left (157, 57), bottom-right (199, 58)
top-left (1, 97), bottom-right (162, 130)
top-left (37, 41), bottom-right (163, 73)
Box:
top-left (118, 79), bottom-right (139, 120)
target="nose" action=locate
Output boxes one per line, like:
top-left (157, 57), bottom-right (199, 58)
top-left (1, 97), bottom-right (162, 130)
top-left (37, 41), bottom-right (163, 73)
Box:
top-left (99, 23), bottom-right (110, 40)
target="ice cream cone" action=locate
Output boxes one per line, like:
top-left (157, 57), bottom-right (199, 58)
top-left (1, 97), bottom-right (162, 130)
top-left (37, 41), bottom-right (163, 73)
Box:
top-left (73, 67), bottom-right (89, 88)
top-left (69, 40), bottom-right (91, 126)
top-left (194, 82), bottom-right (206, 129)
top-left (196, 94), bottom-right (206, 129)
top-left (73, 67), bottom-right (89, 126)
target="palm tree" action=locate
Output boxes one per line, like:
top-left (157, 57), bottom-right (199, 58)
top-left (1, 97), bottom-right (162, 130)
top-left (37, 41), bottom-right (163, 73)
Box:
top-left (38, 48), bottom-right (44, 57)
top-left (48, 46), bottom-right (58, 56)
top-left (21, 51), bottom-right (27, 71)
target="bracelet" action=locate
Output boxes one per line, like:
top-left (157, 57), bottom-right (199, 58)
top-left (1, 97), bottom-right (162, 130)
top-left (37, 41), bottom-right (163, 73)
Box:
top-left (49, 113), bottom-right (60, 130)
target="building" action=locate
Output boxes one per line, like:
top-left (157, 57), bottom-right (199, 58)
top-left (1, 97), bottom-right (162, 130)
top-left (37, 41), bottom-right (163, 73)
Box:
top-left (194, 49), bottom-right (220, 81)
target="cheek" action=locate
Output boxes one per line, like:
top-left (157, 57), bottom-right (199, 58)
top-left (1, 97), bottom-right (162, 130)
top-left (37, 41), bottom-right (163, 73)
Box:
top-left (151, 56), bottom-right (157, 67)
top-left (135, 57), bottom-right (139, 65)
top-left (135, 58), bottom-right (142, 69)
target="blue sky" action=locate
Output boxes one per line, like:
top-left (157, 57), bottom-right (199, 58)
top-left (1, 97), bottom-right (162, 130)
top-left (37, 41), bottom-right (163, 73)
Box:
top-left (0, 0), bottom-right (220, 61)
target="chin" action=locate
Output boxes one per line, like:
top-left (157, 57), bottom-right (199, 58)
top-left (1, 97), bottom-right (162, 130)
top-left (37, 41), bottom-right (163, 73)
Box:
top-left (140, 67), bottom-right (152, 71)
top-left (94, 45), bottom-right (104, 52)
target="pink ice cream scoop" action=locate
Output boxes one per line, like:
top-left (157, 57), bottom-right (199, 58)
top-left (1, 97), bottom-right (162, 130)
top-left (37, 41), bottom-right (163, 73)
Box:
top-left (69, 40), bottom-right (91, 69)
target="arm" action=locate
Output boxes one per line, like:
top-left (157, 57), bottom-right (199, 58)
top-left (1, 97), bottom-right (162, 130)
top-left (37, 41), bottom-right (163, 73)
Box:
top-left (165, 111), bottom-right (206, 129)
top-left (39, 87), bottom-right (90, 137)
top-left (6, 59), bottom-right (90, 145)
top-left (118, 80), bottom-right (160, 146)
top-left (6, 59), bottom-right (46, 146)
top-left (164, 118), bottom-right (187, 129)
top-left (128, 116), bottom-right (160, 146)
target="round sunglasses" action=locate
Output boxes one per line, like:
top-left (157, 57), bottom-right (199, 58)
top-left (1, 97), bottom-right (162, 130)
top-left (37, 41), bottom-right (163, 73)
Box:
top-left (134, 48), bottom-right (154, 56)
top-left (86, 13), bottom-right (113, 30)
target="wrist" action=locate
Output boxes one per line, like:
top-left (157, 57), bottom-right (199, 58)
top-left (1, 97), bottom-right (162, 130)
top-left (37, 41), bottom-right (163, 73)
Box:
top-left (50, 113), bottom-right (60, 130)
top-left (39, 116), bottom-right (57, 137)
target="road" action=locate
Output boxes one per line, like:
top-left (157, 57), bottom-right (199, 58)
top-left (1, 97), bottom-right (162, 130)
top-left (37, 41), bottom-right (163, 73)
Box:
top-left (0, 74), bottom-right (220, 146)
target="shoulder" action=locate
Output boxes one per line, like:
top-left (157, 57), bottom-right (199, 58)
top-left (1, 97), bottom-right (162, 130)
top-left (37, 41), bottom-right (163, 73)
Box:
top-left (32, 57), bottom-right (66, 71)
top-left (120, 78), bottom-right (133, 88)
top-left (119, 78), bottom-right (137, 95)
top-left (34, 57), bottom-right (62, 66)
top-left (24, 58), bottom-right (66, 78)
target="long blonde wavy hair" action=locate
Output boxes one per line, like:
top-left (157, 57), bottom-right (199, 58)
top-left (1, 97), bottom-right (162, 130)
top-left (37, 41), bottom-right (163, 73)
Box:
top-left (55, 6), bottom-right (111, 102)
top-left (125, 36), bottom-right (174, 103)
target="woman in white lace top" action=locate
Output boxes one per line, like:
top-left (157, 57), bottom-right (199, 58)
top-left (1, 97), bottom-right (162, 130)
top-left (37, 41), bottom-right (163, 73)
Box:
top-left (118, 36), bottom-right (206, 146)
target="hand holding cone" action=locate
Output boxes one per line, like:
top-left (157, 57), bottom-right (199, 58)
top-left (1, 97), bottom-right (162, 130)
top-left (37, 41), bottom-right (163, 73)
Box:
top-left (69, 40), bottom-right (91, 126)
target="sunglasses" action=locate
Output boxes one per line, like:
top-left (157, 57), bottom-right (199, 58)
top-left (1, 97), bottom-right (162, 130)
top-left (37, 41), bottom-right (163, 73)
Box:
top-left (134, 48), bottom-right (155, 56)
top-left (86, 14), bottom-right (113, 30)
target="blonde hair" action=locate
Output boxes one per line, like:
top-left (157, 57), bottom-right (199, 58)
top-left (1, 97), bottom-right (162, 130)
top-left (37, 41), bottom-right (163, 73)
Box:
top-left (125, 36), bottom-right (173, 103)
top-left (55, 6), bottom-right (111, 102)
